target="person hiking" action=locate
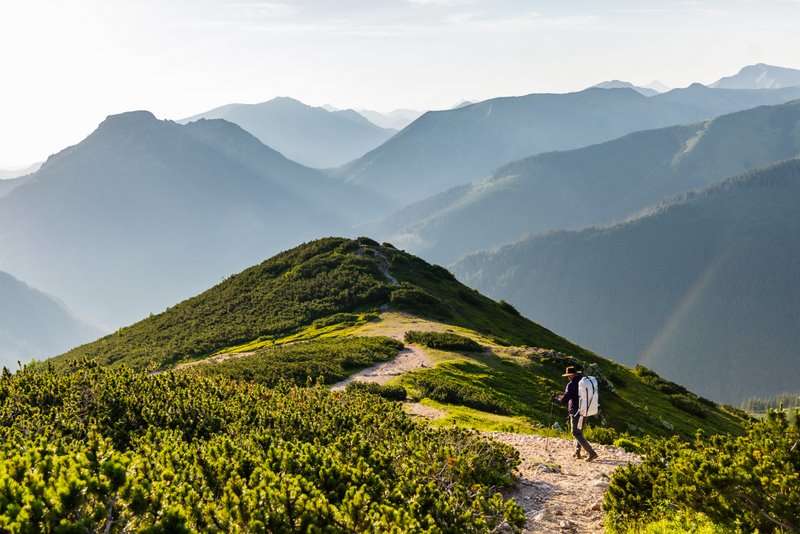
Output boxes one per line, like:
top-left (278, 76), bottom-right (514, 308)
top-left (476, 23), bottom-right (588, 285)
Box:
top-left (554, 366), bottom-right (598, 461)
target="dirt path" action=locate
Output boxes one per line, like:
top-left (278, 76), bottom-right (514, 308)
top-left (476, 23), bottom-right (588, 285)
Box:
top-left (172, 350), bottom-right (255, 372)
top-left (488, 432), bottom-right (638, 533)
top-left (330, 343), bottom-right (431, 390)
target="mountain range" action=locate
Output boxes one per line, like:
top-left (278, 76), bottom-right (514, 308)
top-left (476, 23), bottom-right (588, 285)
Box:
top-left (453, 159), bottom-right (800, 403)
top-left (0, 111), bottom-right (379, 329)
top-left (0, 270), bottom-right (97, 369)
top-left (374, 99), bottom-right (800, 263)
top-left (336, 85), bottom-right (800, 205)
top-left (711, 63), bottom-right (800, 89)
top-left (593, 80), bottom-right (660, 96)
top-left (181, 97), bottom-right (396, 168)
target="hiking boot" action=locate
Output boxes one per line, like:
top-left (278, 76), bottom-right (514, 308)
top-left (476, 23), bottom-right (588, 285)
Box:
top-left (573, 450), bottom-right (582, 459)
top-left (585, 451), bottom-right (599, 462)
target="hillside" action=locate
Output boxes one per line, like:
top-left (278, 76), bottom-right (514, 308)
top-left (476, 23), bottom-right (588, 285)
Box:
top-left (55, 237), bottom-right (745, 440)
top-left (181, 97), bottom-right (396, 168)
top-left (336, 86), bottom-right (800, 204)
top-left (711, 62), bottom-right (800, 89)
top-left (0, 271), bottom-right (98, 369)
top-left (377, 99), bottom-right (800, 263)
top-left (453, 160), bottom-right (800, 403)
top-left (0, 111), bottom-right (381, 329)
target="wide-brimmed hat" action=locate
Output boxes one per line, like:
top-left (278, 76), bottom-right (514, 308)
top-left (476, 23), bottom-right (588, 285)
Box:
top-left (562, 365), bottom-right (580, 376)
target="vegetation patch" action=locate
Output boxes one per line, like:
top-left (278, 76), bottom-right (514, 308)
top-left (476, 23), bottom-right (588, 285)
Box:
top-left (604, 412), bottom-right (800, 533)
top-left (192, 336), bottom-right (403, 387)
top-left (345, 381), bottom-right (408, 401)
top-left (404, 330), bottom-right (482, 352)
top-left (409, 371), bottom-right (511, 415)
top-left (0, 365), bottom-right (525, 532)
top-left (50, 237), bottom-right (601, 371)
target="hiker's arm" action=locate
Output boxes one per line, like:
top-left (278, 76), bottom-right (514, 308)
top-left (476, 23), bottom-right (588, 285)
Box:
top-left (557, 382), bottom-right (572, 405)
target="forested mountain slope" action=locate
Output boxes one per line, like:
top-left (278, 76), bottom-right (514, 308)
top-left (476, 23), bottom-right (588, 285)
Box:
top-left (454, 160), bottom-right (800, 403)
top-left (377, 99), bottom-right (800, 263)
top-left (338, 86), bottom-right (800, 204)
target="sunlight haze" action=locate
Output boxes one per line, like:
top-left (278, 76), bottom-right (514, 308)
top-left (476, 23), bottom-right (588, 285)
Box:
top-left (1, 0), bottom-right (798, 167)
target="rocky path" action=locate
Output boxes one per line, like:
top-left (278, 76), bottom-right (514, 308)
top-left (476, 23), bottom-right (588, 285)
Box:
top-left (330, 343), bottom-right (431, 390)
top-left (487, 433), bottom-right (638, 533)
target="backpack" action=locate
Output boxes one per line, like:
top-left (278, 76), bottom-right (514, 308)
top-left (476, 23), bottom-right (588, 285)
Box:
top-left (578, 376), bottom-right (599, 417)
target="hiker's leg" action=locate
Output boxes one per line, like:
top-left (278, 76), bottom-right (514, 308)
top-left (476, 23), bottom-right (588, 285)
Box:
top-left (568, 416), bottom-right (581, 453)
top-left (571, 415), bottom-right (596, 455)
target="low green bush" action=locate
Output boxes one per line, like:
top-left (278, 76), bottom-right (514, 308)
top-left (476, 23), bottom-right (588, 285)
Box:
top-left (194, 336), bottom-right (403, 386)
top-left (612, 437), bottom-right (642, 453)
top-left (584, 426), bottom-right (619, 445)
top-left (669, 394), bottom-right (707, 418)
top-left (345, 381), bottom-right (408, 401)
top-left (404, 330), bottom-right (482, 352)
top-left (390, 286), bottom-right (452, 317)
top-left (411, 373), bottom-right (510, 415)
top-left (604, 411), bottom-right (800, 533)
top-left (0, 365), bottom-right (525, 532)
top-left (633, 365), bottom-right (690, 395)
top-left (498, 300), bottom-right (521, 316)
top-left (311, 312), bottom-right (377, 328)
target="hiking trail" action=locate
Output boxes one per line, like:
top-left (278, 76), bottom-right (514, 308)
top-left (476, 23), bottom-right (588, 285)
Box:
top-left (490, 433), bottom-right (637, 533)
top-left (330, 341), bottom-right (431, 390)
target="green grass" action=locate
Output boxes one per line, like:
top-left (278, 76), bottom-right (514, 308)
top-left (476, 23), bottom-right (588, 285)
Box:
top-left (397, 332), bottom-right (745, 440)
top-left (210, 312), bottom-right (379, 355)
top-left (419, 399), bottom-right (539, 434)
top-left (189, 336), bottom-right (403, 387)
top-left (404, 330), bottom-right (482, 351)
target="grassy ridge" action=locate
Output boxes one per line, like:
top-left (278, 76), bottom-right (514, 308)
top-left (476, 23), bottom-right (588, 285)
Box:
top-left (392, 325), bottom-right (745, 438)
top-left (51, 237), bottom-right (593, 370)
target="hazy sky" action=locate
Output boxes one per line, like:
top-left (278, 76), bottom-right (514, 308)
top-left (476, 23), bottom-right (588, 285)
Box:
top-left (1, 0), bottom-right (799, 168)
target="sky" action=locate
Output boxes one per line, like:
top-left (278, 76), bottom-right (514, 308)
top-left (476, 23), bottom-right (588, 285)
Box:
top-left (1, 0), bottom-right (799, 168)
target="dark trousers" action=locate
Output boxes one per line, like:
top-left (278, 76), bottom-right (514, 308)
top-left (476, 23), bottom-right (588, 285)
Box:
top-left (570, 414), bottom-right (596, 455)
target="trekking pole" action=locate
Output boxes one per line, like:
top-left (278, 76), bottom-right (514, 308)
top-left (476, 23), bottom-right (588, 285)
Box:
top-left (545, 396), bottom-right (554, 458)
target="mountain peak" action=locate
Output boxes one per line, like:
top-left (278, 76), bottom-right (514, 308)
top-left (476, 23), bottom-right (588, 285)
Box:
top-left (97, 110), bottom-right (160, 132)
top-left (711, 63), bottom-right (800, 89)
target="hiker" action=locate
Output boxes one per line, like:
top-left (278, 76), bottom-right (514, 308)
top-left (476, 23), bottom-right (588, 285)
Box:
top-left (554, 365), bottom-right (598, 461)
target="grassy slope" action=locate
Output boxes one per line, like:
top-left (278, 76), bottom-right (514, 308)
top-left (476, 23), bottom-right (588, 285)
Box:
top-left (349, 313), bottom-right (744, 438)
top-left (51, 237), bottom-right (588, 370)
top-left (49, 237), bottom-right (746, 439)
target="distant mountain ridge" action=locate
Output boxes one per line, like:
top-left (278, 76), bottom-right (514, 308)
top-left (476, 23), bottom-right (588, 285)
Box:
top-left (374, 99), bottom-right (800, 263)
top-left (336, 85), bottom-right (800, 205)
top-left (593, 80), bottom-right (659, 96)
top-left (711, 63), bottom-right (800, 89)
top-left (0, 111), bottom-right (379, 328)
top-left (181, 97), bottom-right (396, 168)
top-left (0, 271), bottom-right (98, 369)
top-left (453, 159), bottom-right (800, 403)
